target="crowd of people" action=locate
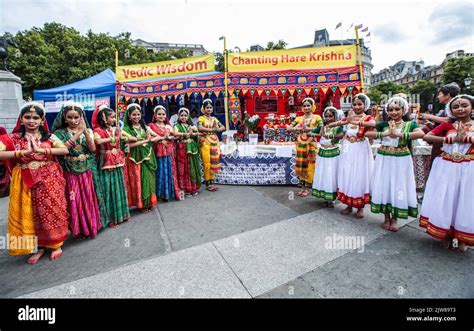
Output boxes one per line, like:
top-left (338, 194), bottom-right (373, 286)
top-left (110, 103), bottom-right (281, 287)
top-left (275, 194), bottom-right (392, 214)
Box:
top-left (0, 83), bottom-right (472, 265)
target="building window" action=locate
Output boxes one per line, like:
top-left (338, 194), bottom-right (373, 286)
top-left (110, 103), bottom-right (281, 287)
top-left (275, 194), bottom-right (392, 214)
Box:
top-left (254, 95), bottom-right (278, 113)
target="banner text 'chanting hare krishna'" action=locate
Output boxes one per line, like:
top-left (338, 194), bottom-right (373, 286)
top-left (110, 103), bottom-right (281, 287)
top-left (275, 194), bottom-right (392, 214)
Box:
top-left (229, 45), bottom-right (356, 72)
top-left (116, 54), bottom-right (215, 82)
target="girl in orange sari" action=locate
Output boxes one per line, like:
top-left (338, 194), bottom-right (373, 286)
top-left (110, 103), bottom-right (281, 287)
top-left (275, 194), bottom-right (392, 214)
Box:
top-left (0, 102), bottom-right (69, 264)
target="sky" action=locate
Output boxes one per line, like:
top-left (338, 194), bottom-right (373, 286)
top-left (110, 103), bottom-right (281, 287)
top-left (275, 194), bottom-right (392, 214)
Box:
top-left (0, 0), bottom-right (473, 73)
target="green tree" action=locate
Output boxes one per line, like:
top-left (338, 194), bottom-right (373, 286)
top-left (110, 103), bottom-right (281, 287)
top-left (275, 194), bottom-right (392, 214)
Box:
top-left (266, 40), bottom-right (287, 50)
top-left (367, 81), bottom-right (407, 103)
top-left (8, 23), bottom-right (190, 98)
top-left (409, 80), bottom-right (437, 110)
top-left (442, 56), bottom-right (474, 94)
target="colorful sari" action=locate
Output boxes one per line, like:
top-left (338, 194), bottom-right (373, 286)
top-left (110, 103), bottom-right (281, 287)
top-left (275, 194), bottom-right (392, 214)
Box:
top-left (0, 133), bottom-right (69, 255)
top-left (174, 122), bottom-right (201, 194)
top-left (197, 115), bottom-right (222, 183)
top-left (122, 119), bottom-right (157, 209)
top-left (54, 126), bottom-right (109, 236)
top-left (149, 123), bottom-right (181, 200)
top-left (93, 127), bottom-right (130, 224)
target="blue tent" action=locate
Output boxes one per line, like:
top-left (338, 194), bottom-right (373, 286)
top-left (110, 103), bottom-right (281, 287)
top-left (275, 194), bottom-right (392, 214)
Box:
top-left (33, 69), bottom-right (116, 128)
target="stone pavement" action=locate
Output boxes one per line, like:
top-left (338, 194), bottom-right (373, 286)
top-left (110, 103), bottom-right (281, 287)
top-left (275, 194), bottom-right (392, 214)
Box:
top-left (0, 185), bottom-right (472, 298)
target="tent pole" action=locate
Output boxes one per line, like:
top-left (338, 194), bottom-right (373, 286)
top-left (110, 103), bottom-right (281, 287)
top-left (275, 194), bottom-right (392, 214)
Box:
top-left (223, 37), bottom-right (229, 130)
top-left (354, 26), bottom-right (365, 93)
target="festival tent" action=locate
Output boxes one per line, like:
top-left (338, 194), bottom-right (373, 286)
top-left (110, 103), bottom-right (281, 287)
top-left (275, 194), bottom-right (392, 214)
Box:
top-left (33, 69), bottom-right (116, 127)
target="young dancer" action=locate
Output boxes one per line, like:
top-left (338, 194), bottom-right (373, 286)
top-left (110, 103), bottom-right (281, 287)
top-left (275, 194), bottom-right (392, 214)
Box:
top-left (366, 97), bottom-right (425, 231)
top-left (52, 102), bottom-right (108, 238)
top-left (197, 99), bottom-right (225, 192)
top-left (327, 93), bottom-right (376, 218)
top-left (419, 94), bottom-right (474, 252)
top-left (173, 107), bottom-right (202, 196)
top-left (92, 105), bottom-right (133, 227)
top-left (311, 106), bottom-right (344, 207)
top-left (122, 103), bottom-right (158, 211)
top-left (0, 102), bottom-right (69, 263)
top-left (149, 105), bottom-right (181, 201)
top-left (287, 97), bottom-right (323, 197)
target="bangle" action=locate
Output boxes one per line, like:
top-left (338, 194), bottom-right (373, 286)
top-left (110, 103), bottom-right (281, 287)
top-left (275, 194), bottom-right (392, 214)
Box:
top-left (14, 151), bottom-right (19, 158)
top-left (124, 136), bottom-right (129, 143)
top-left (463, 136), bottom-right (472, 143)
top-left (376, 132), bottom-right (381, 139)
top-left (403, 132), bottom-right (410, 140)
top-left (110, 137), bottom-right (116, 144)
top-left (20, 150), bottom-right (25, 157)
top-left (359, 119), bottom-right (364, 126)
top-left (444, 136), bottom-right (453, 144)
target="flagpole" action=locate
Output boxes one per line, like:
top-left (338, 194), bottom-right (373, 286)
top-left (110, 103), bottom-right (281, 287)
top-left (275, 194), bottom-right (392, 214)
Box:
top-left (355, 26), bottom-right (365, 93)
top-left (220, 36), bottom-right (230, 131)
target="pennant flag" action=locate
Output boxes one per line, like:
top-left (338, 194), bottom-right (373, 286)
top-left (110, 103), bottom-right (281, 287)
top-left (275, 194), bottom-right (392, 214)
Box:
top-left (355, 24), bottom-right (363, 29)
top-left (346, 23), bottom-right (353, 32)
top-left (235, 88), bottom-right (241, 94)
top-left (288, 88), bottom-right (295, 95)
top-left (366, 32), bottom-right (371, 37)
top-left (200, 92), bottom-right (207, 98)
top-left (335, 22), bottom-right (342, 30)
top-left (228, 89), bottom-right (234, 96)
top-left (273, 90), bottom-right (279, 96)
top-left (296, 88), bottom-right (303, 94)
top-left (330, 86), bottom-right (338, 92)
top-left (249, 89), bottom-right (256, 96)
top-left (304, 88), bottom-right (311, 95)
top-left (361, 27), bottom-right (368, 32)
top-left (242, 89), bottom-right (248, 95)
top-left (320, 87), bottom-right (329, 94)
top-left (193, 92), bottom-right (199, 98)
top-left (256, 89), bottom-right (263, 96)
top-left (265, 90), bottom-right (271, 96)
top-left (280, 88), bottom-right (287, 95)
top-left (339, 87), bottom-right (347, 95)
top-left (313, 88), bottom-right (319, 94)
top-left (347, 86), bottom-right (354, 93)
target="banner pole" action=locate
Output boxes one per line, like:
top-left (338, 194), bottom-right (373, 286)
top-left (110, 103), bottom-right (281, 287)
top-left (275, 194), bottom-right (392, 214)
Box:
top-left (223, 37), bottom-right (229, 130)
top-left (355, 26), bottom-right (365, 93)
top-left (115, 49), bottom-right (119, 120)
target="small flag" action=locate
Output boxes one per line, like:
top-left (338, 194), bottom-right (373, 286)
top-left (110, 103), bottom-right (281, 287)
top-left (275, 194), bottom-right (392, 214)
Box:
top-left (346, 23), bottom-right (353, 32)
top-left (335, 22), bottom-right (342, 29)
top-left (355, 24), bottom-right (363, 29)
top-left (366, 32), bottom-right (371, 37)
top-left (361, 27), bottom-right (369, 32)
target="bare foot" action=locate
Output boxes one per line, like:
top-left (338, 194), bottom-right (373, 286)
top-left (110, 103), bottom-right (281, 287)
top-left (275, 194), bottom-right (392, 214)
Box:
top-left (440, 238), bottom-right (452, 249)
top-left (140, 208), bottom-right (151, 213)
top-left (354, 208), bottom-right (364, 219)
top-left (389, 220), bottom-right (399, 232)
top-left (300, 189), bottom-right (309, 197)
top-left (27, 249), bottom-right (45, 265)
top-left (327, 202), bottom-right (335, 208)
top-left (49, 248), bottom-right (62, 261)
top-left (340, 206), bottom-right (352, 215)
top-left (108, 223), bottom-right (119, 228)
top-left (381, 221), bottom-right (391, 230)
top-left (453, 242), bottom-right (468, 253)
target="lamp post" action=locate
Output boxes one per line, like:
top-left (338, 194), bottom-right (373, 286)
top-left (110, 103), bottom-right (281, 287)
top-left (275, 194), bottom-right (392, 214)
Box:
top-left (219, 36), bottom-right (230, 130)
top-left (464, 74), bottom-right (472, 93)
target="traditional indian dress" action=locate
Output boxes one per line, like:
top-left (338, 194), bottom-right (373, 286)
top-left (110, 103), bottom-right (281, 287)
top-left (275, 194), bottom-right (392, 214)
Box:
top-left (53, 125), bottom-right (109, 237)
top-left (93, 126), bottom-right (130, 224)
top-left (149, 123), bottom-right (180, 200)
top-left (291, 114), bottom-right (323, 186)
top-left (174, 122), bottom-right (201, 195)
top-left (0, 131), bottom-right (69, 255)
top-left (370, 121), bottom-right (419, 219)
top-left (312, 126), bottom-right (344, 201)
top-left (122, 121), bottom-right (157, 210)
top-left (419, 122), bottom-right (474, 246)
top-left (197, 115), bottom-right (222, 185)
top-left (337, 114), bottom-right (374, 208)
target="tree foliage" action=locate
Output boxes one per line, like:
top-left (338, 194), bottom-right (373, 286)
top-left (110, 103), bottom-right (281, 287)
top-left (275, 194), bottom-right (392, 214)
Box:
top-left (409, 80), bottom-right (437, 110)
top-left (7, 23), bottom-right (190, 98)
top-left (442, 56), bottom-right (474, 94)
top-left (266, 40), bottom-right (287, 50)
top-left (367, 81), bottom-right (407, 103)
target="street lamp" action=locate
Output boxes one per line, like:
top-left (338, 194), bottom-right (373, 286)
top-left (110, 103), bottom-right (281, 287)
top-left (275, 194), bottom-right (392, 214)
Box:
top-left (219, 36), bottom-right (230, 130)
top-left (464, 74), bottom-right (471, 93)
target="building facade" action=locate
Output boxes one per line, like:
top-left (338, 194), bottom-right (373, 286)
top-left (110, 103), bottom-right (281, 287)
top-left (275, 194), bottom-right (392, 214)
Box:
top-left (132, 39), bottom-right (208, 56)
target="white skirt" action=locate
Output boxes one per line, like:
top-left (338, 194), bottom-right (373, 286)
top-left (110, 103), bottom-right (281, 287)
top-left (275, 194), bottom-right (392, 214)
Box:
top-left (420, 157), bottom-right (474, 245)
top-left (312, 152), bottom-right (340, 201)
top-left (337, 139), bottom-right (374, 208)
top-left (370, 153), bottom-right (418, 219)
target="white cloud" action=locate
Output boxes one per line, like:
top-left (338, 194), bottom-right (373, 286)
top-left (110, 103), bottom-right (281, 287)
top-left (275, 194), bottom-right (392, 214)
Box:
top-left (1, 0), bottom-right (473, 73)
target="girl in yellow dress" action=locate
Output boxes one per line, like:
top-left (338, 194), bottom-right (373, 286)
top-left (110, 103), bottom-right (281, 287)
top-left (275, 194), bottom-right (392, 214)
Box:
top-left (287, 97), bottom-right (323, 197)
top-left (197, 99), bottom-right (225, 192)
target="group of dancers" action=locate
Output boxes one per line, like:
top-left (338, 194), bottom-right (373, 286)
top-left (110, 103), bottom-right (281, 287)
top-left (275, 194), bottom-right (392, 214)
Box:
top-left (0, 86), bottom-right (472, 265)
top-left (0, 99), bottom-right (225, 263)
top-left (290, 90), bottom-right (473, 253)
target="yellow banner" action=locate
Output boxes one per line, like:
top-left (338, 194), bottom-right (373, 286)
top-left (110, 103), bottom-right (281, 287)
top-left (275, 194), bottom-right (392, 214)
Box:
top-left (229, 45), bottom-right (356, 72)
top-left (117, 54), bottom-right (215, 82)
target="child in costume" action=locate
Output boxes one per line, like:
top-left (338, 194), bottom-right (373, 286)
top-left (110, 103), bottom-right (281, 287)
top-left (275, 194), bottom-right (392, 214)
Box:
top-left (365, 97), bottom-right (425, 231)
